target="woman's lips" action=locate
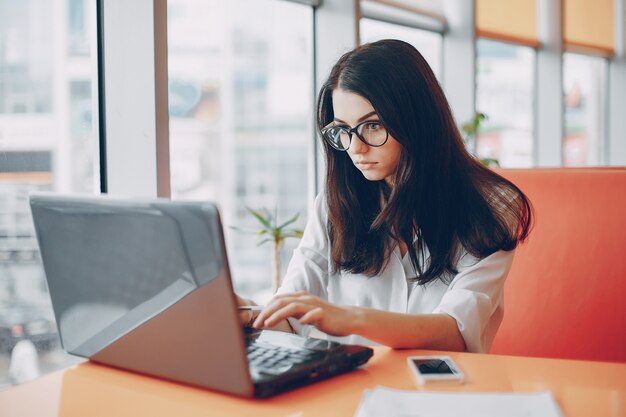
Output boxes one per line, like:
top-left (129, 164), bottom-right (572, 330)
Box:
top-left (355, 161), bottom-right (377, 170)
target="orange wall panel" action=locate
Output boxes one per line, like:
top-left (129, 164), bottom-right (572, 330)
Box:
top-left (491, 168), bottom-right (626, 362)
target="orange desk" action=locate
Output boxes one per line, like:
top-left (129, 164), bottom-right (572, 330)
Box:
top-left (1, 348), bottom-right (625, 417)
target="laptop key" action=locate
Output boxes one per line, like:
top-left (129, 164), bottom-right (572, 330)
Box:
top-left (255, 364), bottom-right (295, 376)
top-left (247, 343), bottom-right (327, 374)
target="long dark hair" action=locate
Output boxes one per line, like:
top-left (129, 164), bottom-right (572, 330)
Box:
top-left (317, 39), bottom-right (532, 285)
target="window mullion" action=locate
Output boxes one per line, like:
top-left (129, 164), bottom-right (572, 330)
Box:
top-left (98, 0), bottom-right (170, 197)
top-left (608, 0), bottom-right (626, 165)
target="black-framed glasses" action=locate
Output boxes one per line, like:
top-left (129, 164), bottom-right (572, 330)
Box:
top-left (321, 120), bottom-right (389, 151)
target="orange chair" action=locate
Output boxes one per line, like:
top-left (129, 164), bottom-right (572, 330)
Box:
top-left (490, 168), bottom-right (626, 362)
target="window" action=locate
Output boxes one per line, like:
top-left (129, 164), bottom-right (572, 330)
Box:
top-left (475, 39), bottom-right (535, 167)
top-left (0, 0), bottom-right (96, 387)
top-left (360, 18), bottom-right (442, 80)
top-left (563, 53), bottom-right (607, 166)
top-left (167, 0), bottom-right (313, 302)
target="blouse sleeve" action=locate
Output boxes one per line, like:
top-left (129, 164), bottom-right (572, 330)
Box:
top-left (276, 193), bottom-right (330, 336)
top-left (431, 249), bottom-right (515, 353)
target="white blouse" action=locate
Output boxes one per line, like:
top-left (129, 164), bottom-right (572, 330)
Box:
top-left (277, 193), bottom-right (515, 353)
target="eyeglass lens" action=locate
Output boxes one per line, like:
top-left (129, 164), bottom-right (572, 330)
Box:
top-left (325, 122), bottom-right (387, 150)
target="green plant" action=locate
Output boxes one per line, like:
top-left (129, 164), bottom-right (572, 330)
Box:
top-left (460, 112), bottom-right (500, 167)
top-left (233, 208), bottom-right (303, 294)
top-left (461, 112), bottom-right (488, 140)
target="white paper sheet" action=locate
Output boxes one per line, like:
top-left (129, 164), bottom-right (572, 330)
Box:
top-left (354, 387), bottom-right (564, 417)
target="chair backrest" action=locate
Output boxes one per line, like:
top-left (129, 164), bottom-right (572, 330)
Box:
top-left (490, 168), bottom-right (626, 362)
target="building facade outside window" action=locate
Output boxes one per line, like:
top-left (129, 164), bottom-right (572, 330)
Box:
top-left (167, 0), bottom-right (313, 302)
top-left (475, 39), bottom-right (535, 167)
top-left (0, 0), bottom-right (96, 387)
top-left (563, 53), bottom-right (607, 166)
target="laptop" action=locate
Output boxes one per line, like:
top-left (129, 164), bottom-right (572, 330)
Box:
top-left (29, 194), bottom-right (373, 398)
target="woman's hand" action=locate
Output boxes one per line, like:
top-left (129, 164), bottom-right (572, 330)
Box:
top-left (236, 295), bottom-right (258, 327)
top-left (252, 291), bottom-right (361, 337)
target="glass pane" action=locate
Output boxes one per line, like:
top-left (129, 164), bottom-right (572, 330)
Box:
top-left (475, 39), bottom-right (535, 167)
top-left (563, 53), bottom-right (607, 166)
top-left (0, 0), bottom-right (97, 388)
top-left (167, 0), bottom-right (313, 302)
top-left (360, 18), bottom-right (442, 80)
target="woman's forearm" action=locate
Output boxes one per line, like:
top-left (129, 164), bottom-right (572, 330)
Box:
top-left (351, 308), bottom-right (466, 351)
top-left (254, 292), bottom-right (466, 349)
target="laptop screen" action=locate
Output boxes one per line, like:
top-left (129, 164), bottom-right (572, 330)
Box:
top-left (30, 196), bottom-right (225, 356)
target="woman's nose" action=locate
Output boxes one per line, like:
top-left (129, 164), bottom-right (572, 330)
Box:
top-left (347, 134), bottom-right (368, 154)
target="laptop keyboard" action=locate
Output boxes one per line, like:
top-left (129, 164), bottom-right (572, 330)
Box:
top-left (247, 344), bottom-right (324, 375)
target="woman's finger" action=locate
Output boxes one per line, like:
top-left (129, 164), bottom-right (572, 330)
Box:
top-left (299, 307), bottom-right (324, 325)
top-left (254, 296), bottom-right (295, 325)
top-left (256, 292), bottom-right (318, 321)
top-left (257, 302), bottom-right (312, 328)
top-left (237, 309), bottom-right (255, 326)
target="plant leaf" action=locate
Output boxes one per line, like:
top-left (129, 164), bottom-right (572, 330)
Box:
top-left (480, 157), bottom-right (500, 167)
top-left (246, 207), bottom-right (272, 229)
top-left (229, 225), bottom-right (259, 234)
top-left (257, 237), bottom-right (273, 246)
top-left (277, 212), bottom-right (300, 230)
top-left (282, 229), bottom-right (304, 239)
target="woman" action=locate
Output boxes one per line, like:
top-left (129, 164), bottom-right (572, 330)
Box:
top-left (240, 39), bottom-right (532, 353)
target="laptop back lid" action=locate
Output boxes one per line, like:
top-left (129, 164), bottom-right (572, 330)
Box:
top-left (30, 194), bottom-right (254, 396)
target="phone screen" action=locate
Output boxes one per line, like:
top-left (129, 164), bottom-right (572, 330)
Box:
top-left (411, 358), bottom-right (456, 375)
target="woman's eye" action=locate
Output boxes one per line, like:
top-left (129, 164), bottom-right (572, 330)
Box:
top-left (364, 122), bottom-right (381, 131)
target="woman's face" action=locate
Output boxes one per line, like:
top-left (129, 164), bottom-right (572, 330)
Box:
top-left (331, 88), bottom-right (402, 185)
